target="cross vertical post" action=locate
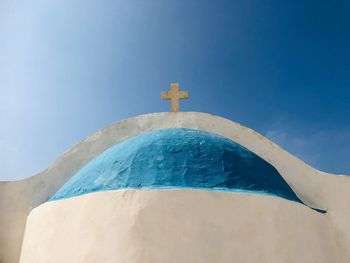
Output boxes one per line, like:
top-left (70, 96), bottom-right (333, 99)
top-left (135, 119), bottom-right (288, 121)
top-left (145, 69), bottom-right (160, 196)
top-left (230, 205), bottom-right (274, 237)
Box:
top-left (161, 83), bottom-right (189, 112)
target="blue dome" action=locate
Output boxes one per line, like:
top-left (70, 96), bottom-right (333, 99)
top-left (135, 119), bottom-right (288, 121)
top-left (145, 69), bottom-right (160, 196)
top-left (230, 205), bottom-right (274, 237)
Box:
top-left (51, 128), bottom-right (305, 206)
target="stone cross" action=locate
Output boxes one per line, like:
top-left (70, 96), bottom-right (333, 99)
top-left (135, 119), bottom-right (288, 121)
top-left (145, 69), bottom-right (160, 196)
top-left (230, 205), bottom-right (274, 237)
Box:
top-left (161, 83), bottom-right (189, 112)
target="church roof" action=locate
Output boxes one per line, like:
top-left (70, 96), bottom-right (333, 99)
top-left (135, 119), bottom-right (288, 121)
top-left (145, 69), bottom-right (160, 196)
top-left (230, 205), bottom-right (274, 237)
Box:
top-left (51, 128), bottom-right (312, 209)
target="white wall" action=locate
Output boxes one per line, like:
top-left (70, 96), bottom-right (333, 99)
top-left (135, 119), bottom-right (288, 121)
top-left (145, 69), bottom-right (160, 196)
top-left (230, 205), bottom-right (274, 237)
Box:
top-left (20, 190), bottom-right (338, 263)
top-left (1, 112), bottom-right (349, 263)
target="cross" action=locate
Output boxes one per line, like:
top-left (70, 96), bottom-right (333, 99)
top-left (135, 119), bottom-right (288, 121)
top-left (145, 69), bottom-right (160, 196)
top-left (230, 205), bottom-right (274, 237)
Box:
top-left (161, 83), bottom-right (189, 112)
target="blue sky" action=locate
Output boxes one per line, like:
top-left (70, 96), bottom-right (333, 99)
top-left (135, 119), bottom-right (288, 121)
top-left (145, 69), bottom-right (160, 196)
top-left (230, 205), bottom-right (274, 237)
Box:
top-left (1, 0), bottom-right (349, 180)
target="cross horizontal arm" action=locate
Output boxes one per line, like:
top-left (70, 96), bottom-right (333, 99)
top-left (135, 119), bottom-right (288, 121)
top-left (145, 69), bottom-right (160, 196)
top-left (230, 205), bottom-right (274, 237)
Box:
top-left (161, 91), bottom-right (172, 100)
top-left (178, 91), bottom-right (189, 99)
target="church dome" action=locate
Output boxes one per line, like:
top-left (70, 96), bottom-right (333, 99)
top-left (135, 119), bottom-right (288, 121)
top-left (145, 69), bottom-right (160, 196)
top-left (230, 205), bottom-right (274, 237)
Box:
top-left (51, 128), bottom-right (305, 205)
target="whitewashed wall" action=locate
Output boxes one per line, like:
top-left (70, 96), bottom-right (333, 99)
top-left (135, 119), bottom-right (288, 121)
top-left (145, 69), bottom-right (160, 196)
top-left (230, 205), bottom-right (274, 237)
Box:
top-left (20, 190), bottom-right (337, 263)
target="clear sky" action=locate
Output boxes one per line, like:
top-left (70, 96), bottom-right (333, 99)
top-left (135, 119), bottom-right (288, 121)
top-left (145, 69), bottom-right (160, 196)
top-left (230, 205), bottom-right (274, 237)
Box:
top-left (1, 0), bottom-right (349, 180)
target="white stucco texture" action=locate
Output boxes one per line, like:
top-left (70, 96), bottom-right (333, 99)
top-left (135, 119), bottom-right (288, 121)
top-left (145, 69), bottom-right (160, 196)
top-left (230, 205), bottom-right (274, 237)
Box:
top-left (20, 190), bottom-right (338, 263)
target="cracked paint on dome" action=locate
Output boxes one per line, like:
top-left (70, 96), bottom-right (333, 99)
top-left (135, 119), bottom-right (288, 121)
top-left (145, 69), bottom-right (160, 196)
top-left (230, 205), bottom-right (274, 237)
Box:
top-left (50, 128), bottom-right (313, 210)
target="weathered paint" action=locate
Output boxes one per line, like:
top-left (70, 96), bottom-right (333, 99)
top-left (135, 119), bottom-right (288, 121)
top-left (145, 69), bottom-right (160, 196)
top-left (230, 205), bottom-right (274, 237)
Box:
top-left (51, 128), bottom-right (308, 208)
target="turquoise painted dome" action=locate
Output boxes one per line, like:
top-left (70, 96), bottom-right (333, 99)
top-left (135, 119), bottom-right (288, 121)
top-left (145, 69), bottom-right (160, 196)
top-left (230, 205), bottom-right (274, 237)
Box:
top-left (51, 128), bottom-right (310, 208)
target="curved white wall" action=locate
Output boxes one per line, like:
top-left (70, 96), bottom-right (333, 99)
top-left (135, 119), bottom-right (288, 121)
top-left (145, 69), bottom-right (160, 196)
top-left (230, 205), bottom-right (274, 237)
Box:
top-left (20, 190), bottom-right (338, 263)
top-left (1, 112), bottom-right (349, 263)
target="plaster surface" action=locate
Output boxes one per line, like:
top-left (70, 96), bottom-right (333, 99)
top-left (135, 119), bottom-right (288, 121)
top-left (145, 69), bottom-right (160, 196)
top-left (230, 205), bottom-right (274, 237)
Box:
top-left (20, 190), bottom-right (337, 263)
top-left (0, 112), bottom-right (349, 263)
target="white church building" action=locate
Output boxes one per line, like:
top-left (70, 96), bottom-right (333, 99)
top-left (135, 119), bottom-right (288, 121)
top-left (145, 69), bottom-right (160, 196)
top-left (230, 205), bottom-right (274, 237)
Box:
top-left (0, 86), bottom-right (349, 262)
